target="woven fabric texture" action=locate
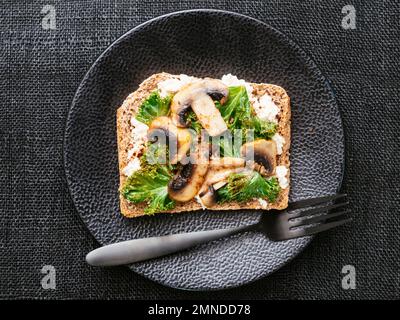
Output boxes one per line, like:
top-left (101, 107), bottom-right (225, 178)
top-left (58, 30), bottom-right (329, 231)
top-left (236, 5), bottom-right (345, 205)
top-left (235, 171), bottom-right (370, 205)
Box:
top-left (0, 0), bottom-right (399, 299)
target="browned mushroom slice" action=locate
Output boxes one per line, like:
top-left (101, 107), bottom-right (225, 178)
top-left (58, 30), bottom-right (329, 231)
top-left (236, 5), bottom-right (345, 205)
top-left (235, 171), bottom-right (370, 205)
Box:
top-left (191, 95), bottom-right (227, 136)
top-left (197, 167), bottom-right (244, 208)
top-left (170, 79), bottom-right (229, 136)
top-left (202, 167), bottom-right (242, 186)
top-left (209, 157), bottom-right (246, 169)
top-left (213, 180), bottom-right (228, 190)
top-left (240, 139), bottom-right (277, 176)
top-left (198, 185), bottom-right (217, 208)
top-left (173, 128), bottom-right (192, 164)
top-left (168, 142), bottom-right (209, 202)
top-left (147, 116), bottom-right (192, 164)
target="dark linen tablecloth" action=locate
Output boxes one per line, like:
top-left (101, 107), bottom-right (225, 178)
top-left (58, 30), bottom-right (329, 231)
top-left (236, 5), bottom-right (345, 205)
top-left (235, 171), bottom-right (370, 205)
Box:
top-left (0, 0), bottom-right (399, 299)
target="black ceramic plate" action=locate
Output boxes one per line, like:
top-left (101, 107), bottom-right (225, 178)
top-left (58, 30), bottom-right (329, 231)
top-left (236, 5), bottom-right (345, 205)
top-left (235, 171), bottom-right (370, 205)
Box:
top-left (64, 10), bottom-right (344, 290)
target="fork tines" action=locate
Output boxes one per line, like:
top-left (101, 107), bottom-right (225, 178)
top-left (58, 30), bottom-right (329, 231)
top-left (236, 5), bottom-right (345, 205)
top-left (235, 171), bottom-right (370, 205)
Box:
top-left (288, 193), bottom-right (347, 210)
top-left (286, 193), bottom-right (351, 238)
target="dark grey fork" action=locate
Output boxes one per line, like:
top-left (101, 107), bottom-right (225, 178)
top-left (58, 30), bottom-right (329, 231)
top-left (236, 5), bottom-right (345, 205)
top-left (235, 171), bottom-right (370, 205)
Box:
top-left (86, 194), bottom-right (351, 267)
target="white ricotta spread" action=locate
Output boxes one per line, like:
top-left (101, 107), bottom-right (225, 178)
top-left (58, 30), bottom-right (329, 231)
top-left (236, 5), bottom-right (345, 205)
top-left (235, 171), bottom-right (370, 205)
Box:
top-left (122, 118), bottom-right (148, 176)
top-left (130, 117), bottom-right (148, 145)
top-left (272, 133), bottom-right (285, 155)
top-left (252, 93), bottom-right (279, 123)
top-left (257, 198), bottom-right (269, 209)
top-left (126, 148), bottom-right (135, 160)
top-left (122, 157), bottom-right (141, 177)
top-left (157, 74), bottom-right (196, 98)
top-left (220, 73), bottom-right (253, 97)
top-left (276, 165), bottom-right (289, 189)
top-left (130, 117), bottom-right (149, 136)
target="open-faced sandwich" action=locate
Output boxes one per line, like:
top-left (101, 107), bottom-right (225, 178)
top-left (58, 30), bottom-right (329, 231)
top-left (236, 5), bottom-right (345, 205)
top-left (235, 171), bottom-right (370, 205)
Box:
top-left (116, 73), bottom-right (290, 217)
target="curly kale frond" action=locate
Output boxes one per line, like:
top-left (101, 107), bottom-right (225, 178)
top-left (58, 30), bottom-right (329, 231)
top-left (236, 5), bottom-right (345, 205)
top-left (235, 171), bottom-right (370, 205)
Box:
top-left (121, 144), bottom-right (175, 215)
top-left (136, 91), bottom-right (171, 125)
top-left (217, 86), bottom-right (251, 130)
top-left (217, 171), bottom-right (281, 203)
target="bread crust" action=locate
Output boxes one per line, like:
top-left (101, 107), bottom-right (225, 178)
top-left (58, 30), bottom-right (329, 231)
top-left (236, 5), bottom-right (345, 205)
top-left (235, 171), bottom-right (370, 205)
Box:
top-left (117, 73), bottom-right (290, 218)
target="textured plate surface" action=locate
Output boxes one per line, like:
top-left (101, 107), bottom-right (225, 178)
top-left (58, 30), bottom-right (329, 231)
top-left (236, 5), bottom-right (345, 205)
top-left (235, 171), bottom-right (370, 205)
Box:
top-left (64, 10), bottom-right (344, 290)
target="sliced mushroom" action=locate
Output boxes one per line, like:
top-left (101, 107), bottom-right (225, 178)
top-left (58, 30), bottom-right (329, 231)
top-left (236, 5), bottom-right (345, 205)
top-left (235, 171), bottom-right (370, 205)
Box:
top-left (198, 178), bottom-right (232, 208)
top-left (173, 128), bottom-right (192, 164)
top-left (213, 180), bottom-right (228, 190)
top-left (197, 167), bottom-right (244, 208)
top-left (191, 95), bottom-right (227, 136)
top-left (147, 116), bottom-right (192, 164)
top-left (209, 157), bottom-right (246, 169)
top-left (168, 141), bottom-right (209, 202)
top-left (170, 79), bottom-right (229, 136)
top-left (198, 185), bottom-right (217, 208)
top-left (240, 139), bottom-right (277, 176)
top-left (202, 167), bottom-right (242, 186)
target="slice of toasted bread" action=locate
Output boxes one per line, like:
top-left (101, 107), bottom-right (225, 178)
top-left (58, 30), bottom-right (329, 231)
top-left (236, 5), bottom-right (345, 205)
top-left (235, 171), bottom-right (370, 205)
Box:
top-left (117, 73), bottom-right (290, 218)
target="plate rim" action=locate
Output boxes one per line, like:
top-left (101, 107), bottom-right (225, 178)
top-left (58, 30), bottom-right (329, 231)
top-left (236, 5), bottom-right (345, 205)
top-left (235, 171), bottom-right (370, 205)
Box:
top-left (63, 8), bottom-right (345, 291)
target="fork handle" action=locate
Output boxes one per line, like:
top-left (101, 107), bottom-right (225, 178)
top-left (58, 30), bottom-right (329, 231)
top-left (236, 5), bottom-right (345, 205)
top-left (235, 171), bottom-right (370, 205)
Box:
top-left (86, 224), bottom-right (256, 266)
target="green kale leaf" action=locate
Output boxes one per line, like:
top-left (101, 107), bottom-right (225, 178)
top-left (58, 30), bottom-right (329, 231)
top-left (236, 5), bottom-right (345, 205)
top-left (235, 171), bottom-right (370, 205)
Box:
top-left (243, 117), bottom-right (277, 140)
top-left (121, 145), bottom-right (175, 215)
top-left (217, 86), bottom-right (251, 130)
top-left (135, 91), bottom-right (171, 125)
top-left (217, 130), bottom-right (245, 158)
top-left (215, 86), bottom-right (277, 156)
top-left (217, 171), bottom-right (281, 203)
